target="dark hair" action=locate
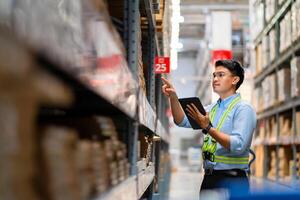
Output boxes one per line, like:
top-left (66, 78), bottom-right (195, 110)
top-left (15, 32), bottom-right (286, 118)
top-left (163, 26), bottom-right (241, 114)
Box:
top-left (215, 59), bottom-right (244, 90)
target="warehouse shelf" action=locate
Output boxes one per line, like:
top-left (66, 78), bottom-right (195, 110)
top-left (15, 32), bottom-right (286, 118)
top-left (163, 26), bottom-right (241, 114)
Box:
top-left (254, 38), bottom-right (300, 85)
top-left (94, 176), bottom-right (138, 200)
top-left (254, 0), bottom-right (293, 46)
top-left (36, 53), bottom-right (138, 119)
top-left (0, 0), bottom-right (170, 199)
top-left (257, 97), bottom-right (300, 119)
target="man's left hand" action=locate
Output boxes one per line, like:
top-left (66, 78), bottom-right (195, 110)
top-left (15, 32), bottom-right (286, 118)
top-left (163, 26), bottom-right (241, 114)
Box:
top-left (186, 103), bottom-right (210, 129)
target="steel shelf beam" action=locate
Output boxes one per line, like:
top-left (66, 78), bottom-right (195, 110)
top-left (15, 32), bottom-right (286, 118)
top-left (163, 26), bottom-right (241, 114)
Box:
top-left (254, 0), bottom-right (293, 46)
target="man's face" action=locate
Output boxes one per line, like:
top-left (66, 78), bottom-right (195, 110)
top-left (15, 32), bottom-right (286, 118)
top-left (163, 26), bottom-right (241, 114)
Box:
top-left (212, 66), bottom-right (238, 94)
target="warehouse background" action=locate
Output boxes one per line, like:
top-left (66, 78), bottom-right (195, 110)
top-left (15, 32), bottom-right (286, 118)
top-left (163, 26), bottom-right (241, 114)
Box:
top-left (1, 0), bottom-right (300, 200)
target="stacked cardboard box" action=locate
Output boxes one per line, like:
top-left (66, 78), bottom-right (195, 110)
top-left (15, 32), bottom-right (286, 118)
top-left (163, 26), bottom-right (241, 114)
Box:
top-left (267, 149), bottom-right (277, 180)
top-left (269, 29), bottom-right (276, 62)
top-left (254, 146), bottom-right (265, 177)
top-left (265, 0), bottom-right (276, 22)
top-left (296, 0), bottom-right (300, 38)
top-left (262, 35), bottom-right (269, 69)
top-left (258, 120), bottom-right (266, 140)
top-left (277, 67), bottom-right (291, 102)
top-left (278, 147), bottom-right (293, 178)
top-left (291, 1), bottom-right (298, 42)
top-left (41, 126), bottom-right (81, 200)
top-left (255, 43), bottom-right (263, 74)
top-left (280, 11), bottom-right (292, 53)
top-left (262, 73), bottom-right (276, 109)
top-left (76, 140), bottom-right (94, 200)
top-left (252, 1), bottom-right (264, 38)
top-left (266, 117), bottom-right (277, 140)
top-left (291, 57), bottom-right (300, 97)
top-left (93, 141), bottom-right (111, 193)
top-left (296, 111), bottom-right (300, 138)
top-left (279, 114), bottom-right (292, 137)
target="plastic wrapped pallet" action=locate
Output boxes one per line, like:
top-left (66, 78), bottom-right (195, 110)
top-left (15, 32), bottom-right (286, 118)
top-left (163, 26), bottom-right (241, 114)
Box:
top-left (291, 57), bottom-right (300, 97)
top-left (12, 0), bottom-right (84, 68)
top-left (41, 126), bottom-right (80, 200)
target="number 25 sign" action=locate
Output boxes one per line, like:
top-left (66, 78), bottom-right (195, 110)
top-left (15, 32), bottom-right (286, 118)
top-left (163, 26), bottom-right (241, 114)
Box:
top-left (154, 57), bottom-right (170, 74)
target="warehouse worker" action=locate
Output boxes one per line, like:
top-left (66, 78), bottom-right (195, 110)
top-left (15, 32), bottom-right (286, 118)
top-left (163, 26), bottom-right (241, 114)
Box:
top-left (161, 59), bottom-right (256, 193)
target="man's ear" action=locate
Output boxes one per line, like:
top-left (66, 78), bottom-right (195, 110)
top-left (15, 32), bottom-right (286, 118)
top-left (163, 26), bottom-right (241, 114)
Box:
top-left (233, 76), bottom-right (240, 85)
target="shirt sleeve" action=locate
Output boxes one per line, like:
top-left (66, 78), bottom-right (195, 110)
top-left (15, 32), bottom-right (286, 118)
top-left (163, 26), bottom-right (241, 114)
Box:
top-left (230, 105), bottom-right (257, 154)
top-left (176, 115), bottom-right (192, 128)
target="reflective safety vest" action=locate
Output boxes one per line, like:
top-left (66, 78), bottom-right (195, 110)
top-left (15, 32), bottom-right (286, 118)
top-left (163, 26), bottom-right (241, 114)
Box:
top-left (202, 95), bottom-right (249, 165)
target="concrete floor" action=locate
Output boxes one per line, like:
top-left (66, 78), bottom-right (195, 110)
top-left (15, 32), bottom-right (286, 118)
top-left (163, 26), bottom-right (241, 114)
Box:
top-left (168, 159), bottom-right (203, 200)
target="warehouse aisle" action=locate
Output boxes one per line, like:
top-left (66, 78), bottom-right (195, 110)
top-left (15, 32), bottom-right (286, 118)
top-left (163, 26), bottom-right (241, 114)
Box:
top-left (168, 159), bottom-right (203, 200)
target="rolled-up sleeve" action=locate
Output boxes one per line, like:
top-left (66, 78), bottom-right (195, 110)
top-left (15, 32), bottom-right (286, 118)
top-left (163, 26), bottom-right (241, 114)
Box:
top-left (176, 115), bottom-right (192, 128)
top-left (230, 105), bottom-right (257, 154)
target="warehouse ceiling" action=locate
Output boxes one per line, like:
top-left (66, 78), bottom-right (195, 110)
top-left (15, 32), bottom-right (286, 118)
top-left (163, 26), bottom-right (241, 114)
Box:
top-left (178, 0), bottom-right (249, 54)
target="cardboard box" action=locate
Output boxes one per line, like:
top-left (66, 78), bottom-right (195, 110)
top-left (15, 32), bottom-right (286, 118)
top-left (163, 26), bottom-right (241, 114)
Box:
top-left (254, 146), bottom-right (265, 177)
top-left (269, 29), bottom-right (276, 62)
top-left (291, 2), bottom-right (298, 41)
top-left (291, 57), bottom-right (300, 97)
top-left (277, 67), bottom-right (291, 102)
top-left (41, 126), bottom-right (81, 200)
top-left (255, 44), bottom-right (262, 74)
top-left (262, 35), bottom-right (269, 68)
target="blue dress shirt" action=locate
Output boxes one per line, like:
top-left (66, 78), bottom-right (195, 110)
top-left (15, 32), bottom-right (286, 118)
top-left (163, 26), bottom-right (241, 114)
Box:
top-left (177, 93), bottom-right (257, 170)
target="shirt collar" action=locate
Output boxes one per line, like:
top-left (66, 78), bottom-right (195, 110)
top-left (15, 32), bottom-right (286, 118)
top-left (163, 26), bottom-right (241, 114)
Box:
top-left (217, 93), bottom-right (240, 108)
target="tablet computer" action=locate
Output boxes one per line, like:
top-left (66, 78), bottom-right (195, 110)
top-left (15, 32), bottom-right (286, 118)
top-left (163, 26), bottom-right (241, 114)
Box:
top-left (178, 97), bottom-right (206, 130)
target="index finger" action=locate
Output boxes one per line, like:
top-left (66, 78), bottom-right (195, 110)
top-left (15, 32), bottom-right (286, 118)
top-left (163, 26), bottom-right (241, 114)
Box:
top-left (161, 77), bottom-right (171, 86)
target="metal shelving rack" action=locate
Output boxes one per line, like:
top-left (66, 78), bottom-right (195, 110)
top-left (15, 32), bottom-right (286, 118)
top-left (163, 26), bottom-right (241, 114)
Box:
top-left (0, 0), bottom-right (170, 199)
top-left (252, 0), bottom-right (300, 189)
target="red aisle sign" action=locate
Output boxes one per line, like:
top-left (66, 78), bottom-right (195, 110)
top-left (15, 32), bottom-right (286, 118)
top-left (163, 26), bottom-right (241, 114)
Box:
top-left (211, 50), bottom-right (232, 64)
top-left (154, 57), bottom-right (170, 74)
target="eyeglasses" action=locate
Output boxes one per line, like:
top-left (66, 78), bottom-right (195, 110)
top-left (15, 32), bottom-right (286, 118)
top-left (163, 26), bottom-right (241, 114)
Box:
top-left (212, 72), bottom-right (232, 79)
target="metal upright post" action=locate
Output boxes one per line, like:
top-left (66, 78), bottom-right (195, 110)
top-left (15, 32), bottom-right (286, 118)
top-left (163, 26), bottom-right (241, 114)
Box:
top-left (125, 0), bottom-right (140, 176)
top-left (127, 0), bottom-right (140, 80)
top-left (148, 24), bottom-right (156, 109)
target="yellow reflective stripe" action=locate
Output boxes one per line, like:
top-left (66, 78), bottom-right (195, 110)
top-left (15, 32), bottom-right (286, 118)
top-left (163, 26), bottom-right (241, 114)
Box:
top-left (214, 159), bottom-right (248, 165)
top-left (202, 136), bottom-right (210, 152)
top-left (215, 155), bottom-right (249, 164)
top-left (216, 96), bottom-right (241, 130)
top-left (215, 155), bottom-right (249, 161)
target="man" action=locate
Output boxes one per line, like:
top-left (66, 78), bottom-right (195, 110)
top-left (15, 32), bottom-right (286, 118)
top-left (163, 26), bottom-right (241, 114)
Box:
top-left (161, 60), bottom-right (256, 194)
